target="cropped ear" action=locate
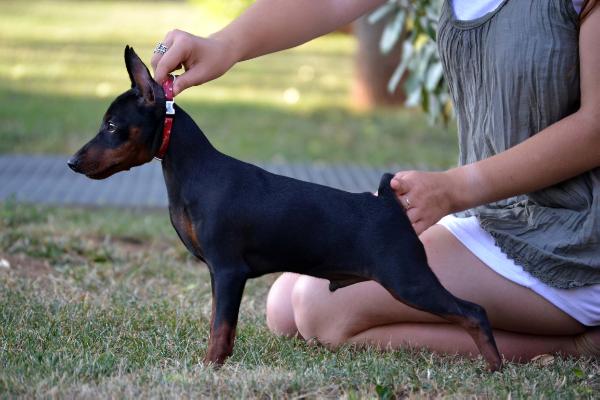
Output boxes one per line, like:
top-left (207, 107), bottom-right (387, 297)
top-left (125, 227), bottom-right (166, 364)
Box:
top-left (124, 45), bottom-right (157, 105)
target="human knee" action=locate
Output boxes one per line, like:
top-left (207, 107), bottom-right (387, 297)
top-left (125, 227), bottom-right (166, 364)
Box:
top-left (290, 276), bottom-right (323, 338)
top-left (266, 273), bottom-right (300, 337)
top-left (291, 276), bottom-right (349, 347)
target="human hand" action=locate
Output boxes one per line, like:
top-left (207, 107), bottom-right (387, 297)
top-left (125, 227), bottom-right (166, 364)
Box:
top-left (390, 170), bottom-right (460, 235)
top-left (151, 29), bottom-right (239, 96)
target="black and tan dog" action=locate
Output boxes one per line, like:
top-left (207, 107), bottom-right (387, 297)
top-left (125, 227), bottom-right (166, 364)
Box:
top-left (68, 46), bottom-right (502, 371)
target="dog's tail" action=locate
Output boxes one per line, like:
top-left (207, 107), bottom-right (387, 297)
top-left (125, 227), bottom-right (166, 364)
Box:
top-left (377, 173), bottom-right (398, 200)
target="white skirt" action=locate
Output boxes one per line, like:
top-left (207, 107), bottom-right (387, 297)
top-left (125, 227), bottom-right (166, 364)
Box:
top-left (437, 215), bottom-right (600, 326)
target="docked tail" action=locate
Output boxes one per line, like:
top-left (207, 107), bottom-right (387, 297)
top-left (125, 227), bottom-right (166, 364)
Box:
top-left (377, 173), bottom-right (397, 199)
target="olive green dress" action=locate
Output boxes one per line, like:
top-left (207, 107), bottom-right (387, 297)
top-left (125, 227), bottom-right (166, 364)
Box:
top-left (437, 0), bottom-right (600, 288)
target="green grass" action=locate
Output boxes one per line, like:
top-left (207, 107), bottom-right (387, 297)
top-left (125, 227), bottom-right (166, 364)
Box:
top-left (0, 0), bottom-right (457, 168)
top-left (1, 202), bottom-right (599, 398)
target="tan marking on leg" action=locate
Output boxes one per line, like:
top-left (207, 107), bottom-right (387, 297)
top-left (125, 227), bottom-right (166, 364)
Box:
top-left (204, 321), bottom-right (237, 366)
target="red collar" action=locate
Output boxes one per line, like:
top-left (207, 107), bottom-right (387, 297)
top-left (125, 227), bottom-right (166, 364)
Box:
top-left (155, 75), bottom-right (175, 160)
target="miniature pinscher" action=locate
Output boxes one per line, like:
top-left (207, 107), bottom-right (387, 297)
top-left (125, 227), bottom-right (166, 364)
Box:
top-left (68, 46), bottom-right (502, 371)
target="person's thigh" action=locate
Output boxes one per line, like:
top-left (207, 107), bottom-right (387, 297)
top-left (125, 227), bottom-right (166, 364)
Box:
top-left (419, 225), bottom-right (584, 334)
top-left (282, 224), bottom-right (584, 342)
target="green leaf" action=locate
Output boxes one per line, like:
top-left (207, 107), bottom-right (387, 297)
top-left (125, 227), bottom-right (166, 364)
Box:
top-left (427, 90), bottom-right (441, 123)
top-left (380, 0), bottom-right (450, 125)
top-left (404, 73), bottom-right (421, 95)
top-left (572, 368), bottom-right (585, 378)
top-left (368, 1), bottom-right (395, 25)
top-left (387, 41), bottom-right (413, 93)
top-left (380, 9), bottom-right (406, 54)
top-left (426, 23), bottom-right (437, 40)
top-left (375, 383), bottom-right (394, 400)
top-left (425, 62), bottom-right (444, 91)
top-left (405, 82), bottom-right (423, 108)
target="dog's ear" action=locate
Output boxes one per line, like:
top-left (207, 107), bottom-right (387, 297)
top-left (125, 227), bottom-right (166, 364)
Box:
top-left (124, 45), bottom-right (157, 105)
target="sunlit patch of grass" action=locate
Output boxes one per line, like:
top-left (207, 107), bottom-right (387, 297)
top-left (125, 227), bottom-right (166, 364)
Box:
top-left (0, 0), bottom-right (354, 118)
top-left (0, 0), bottom-right (457, 167)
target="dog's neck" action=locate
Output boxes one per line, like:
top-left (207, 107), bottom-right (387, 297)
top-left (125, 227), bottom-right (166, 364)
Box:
top-left (160, 105), bottom-right (225, 186)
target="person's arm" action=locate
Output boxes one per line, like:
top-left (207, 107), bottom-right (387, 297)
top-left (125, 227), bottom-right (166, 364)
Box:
top-left (391, 5), bottom-right (600, 235)
top-left (152, 0), bottom-right (385, 95)
top-left (213, 0), bottom-right (386, 61)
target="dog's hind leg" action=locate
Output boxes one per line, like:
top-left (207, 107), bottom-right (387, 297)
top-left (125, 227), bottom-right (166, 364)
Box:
top-left (376, 255), bottom-right (502, 371)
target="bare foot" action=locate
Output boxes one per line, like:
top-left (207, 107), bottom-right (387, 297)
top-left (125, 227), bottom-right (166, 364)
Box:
top-left (573, 327), bottom-right (600, 358)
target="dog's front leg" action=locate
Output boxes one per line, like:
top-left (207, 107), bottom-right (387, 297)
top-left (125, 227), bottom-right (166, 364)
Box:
top-left (203, 269), bottom-right (247, 366)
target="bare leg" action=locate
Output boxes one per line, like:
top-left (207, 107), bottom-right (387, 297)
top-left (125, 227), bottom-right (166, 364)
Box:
top-left (266, 272), bottom-right (301, 337)
top-left (266, 224), bottom-right (593, 361)
top-left (349, 324), bottom-right (580, 362)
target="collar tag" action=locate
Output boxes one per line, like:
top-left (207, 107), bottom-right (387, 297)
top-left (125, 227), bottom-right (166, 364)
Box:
top-left (165, 100), bottom-right (175, 115)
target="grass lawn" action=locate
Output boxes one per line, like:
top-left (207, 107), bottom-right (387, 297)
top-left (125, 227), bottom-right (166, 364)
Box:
top-left (1, 202), bottom-right (599, 398)
top-left (2, 1), bottom-right (598, 398)
top-left (0, 0), bottom-right (457, 168)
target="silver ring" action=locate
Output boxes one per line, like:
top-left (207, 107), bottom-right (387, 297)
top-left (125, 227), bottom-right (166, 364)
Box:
top-left (154, 42), bottom-right (168, 55)
top-left (405, 197), bottom-right (412, 209)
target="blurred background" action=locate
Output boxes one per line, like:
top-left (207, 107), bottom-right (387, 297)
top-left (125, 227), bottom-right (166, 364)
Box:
top-left (0, 0), bottom-right (457, 168)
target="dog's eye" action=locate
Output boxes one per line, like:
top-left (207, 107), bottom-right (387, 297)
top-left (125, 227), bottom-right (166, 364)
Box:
top-left (107, 121), bottom-right (118, 133)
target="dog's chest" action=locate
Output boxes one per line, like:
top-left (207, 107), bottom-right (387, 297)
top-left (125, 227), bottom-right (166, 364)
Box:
top-left (169, 205), bottom-right (205, 262)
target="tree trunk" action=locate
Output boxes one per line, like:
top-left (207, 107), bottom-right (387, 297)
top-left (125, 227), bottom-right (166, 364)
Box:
top-left (352, 15), bottom-right (405, 110)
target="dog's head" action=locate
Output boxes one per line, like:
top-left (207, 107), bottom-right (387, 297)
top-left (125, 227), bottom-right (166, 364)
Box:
top-left (68, 46), bottom-right (165, 179)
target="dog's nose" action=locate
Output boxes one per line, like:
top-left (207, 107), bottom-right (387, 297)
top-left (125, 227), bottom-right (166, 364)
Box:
top-left (67, 157), bottom-right (79, 172)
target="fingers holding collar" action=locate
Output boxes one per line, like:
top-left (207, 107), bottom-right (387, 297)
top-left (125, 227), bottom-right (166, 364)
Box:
top-left (152, 30), bottom-right (185, 86)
